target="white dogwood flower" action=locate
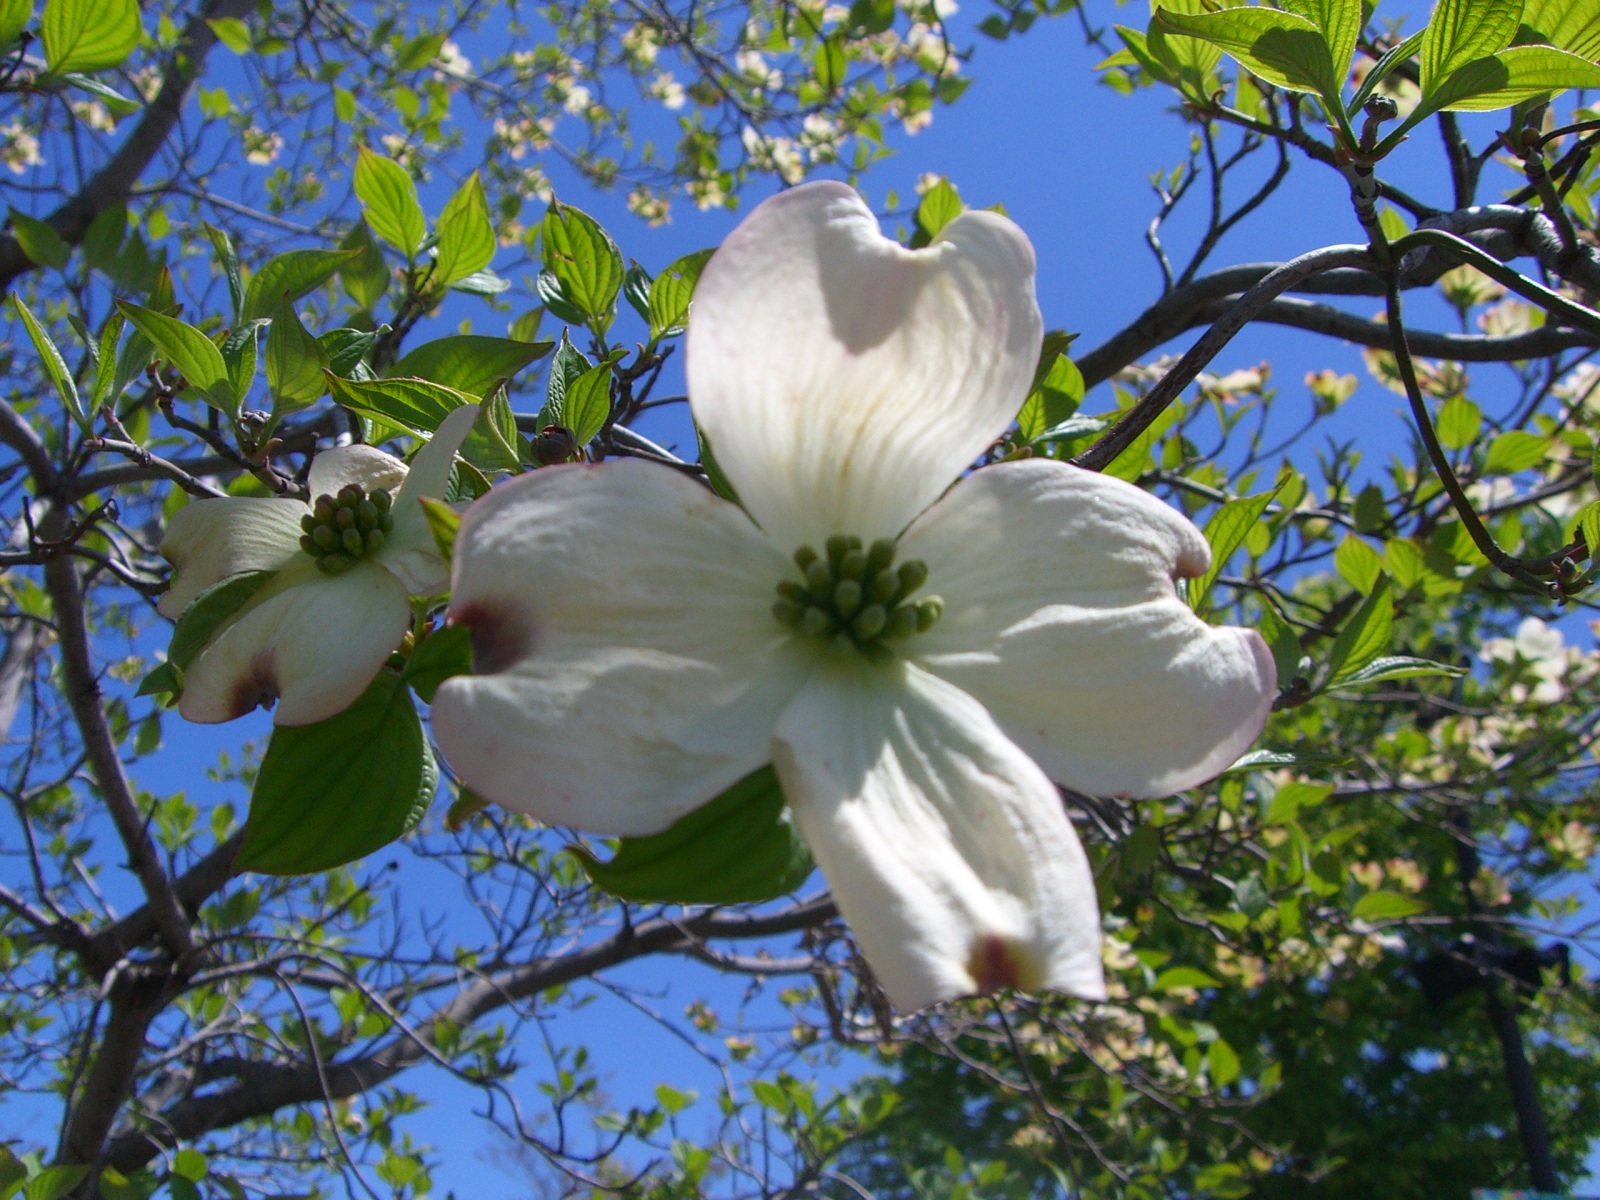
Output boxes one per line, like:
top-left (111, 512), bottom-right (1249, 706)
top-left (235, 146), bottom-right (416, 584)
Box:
top-left (430, 183), bottom-right (1275, 1012)
top-left (159, 404), bottom-right (478, 726)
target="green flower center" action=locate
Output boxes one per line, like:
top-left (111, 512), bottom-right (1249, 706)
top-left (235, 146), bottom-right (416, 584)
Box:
top-left (299, 484), bottom-right (396, 574)
top-left (772, 534), bottom-right (943, 662)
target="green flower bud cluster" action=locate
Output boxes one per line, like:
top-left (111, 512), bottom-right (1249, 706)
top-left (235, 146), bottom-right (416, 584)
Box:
top-left (772, 534), bottom-right (943, 661)
top-left (299, 484), bottom-right (395, 574)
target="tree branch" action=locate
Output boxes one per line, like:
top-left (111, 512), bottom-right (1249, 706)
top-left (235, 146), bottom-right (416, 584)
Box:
top-left (105, 895), bottom-right (839, 1169)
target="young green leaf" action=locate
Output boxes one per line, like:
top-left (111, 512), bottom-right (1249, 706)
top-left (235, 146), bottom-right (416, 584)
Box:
top-left (326, 373), bottom-right (474, 436)
top-left (241, 248), bottom-right (361, 323)
top-left (10, 211), bottom-right (68, 268)
top-left (0, 0), bottom-right (32, 49)
top-left (115, 299), bottom-right (236, 417)
top-left (1521, 0), bottom-right (1600, 60)
top-left (560, 364), bottom-right (611, 447)
top-left (1436, 393), bottom-right (1482, 451)
top-left (1325, 578), bottom-right (1393, 685)
top-left (418, 496), bottom-right (460, 564)
top-left (266, 296), bottom-right (331, 414)
top-left (647, 247), bottom-right (714, 339)
top-left (337, 222), bottom-right (390, 311)
top-left (1279, 0), bottom-right (1362, 92)
top-left (911, 179), bottom-right (962, 247)
top-left (1334, 534), bottom-right (1384, 595)
top-left (1482, 429), bottom-right (1548, 475)
top-left (539, 331), bottom-right (592, 428)
top-left (166, 571), bottom-right (277, 675)
top-left (353, 147), bottom-right (426, 259)
top-left (12, 295), bottom-right (86, 430)
top-left (1351, 890), bottom-right (1428, 921)
top-left (1190, 489), bottom-right (1278, 612)
top-left (431, 171), bottom-right (494, 288)
top-left (623, 260), bottom-right (652, 323)
top-left (1017, 353), bottom-right (1083, 442)
top-left (1333, 655), bottom-right (1465, 686)
top-left (388, 334), bottom-right (552, 397)
top-left (237, 672), bottom-right (436, 874)
top-left (403, 623), bottom-right (472, 702)
top-left (41, 0), bottom-right (140, 73)
top-left (205, 223), bottom-right (245, 319)
top-left (220, 319), bottom-right (261, 403)
top-left (541, 199), bottom-right (624, 332)
top-left (571, 765), bottom-right (814, 904)
top-left (1419, 0), bottom-right (1522, 94)
top-left (1151, 5), bottom-right (1337, 101)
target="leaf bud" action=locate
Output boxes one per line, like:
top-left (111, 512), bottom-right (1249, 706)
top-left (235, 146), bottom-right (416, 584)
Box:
top-left (533, 424), bottom-right (579, 465)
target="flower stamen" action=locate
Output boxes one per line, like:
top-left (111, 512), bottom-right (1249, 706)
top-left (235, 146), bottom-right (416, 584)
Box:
top-left (300, 484), bottom-right (395, 574)
top-left (773, 535), bottom-right (943, 661)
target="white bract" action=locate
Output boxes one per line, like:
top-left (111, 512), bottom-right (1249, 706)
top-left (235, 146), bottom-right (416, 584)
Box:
top-left (430, 182), bottom-right (1276, 1012)
top-left (159, 404), bottom-right (478, 726)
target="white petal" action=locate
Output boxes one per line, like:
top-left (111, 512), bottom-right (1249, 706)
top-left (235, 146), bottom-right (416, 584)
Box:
top-left (306, 444), bottom-right (407, 501)
top-left (178, 565), bottom-right (411, 725)
top-left (900, 459), bottom-right (1277, 798)
top-left (431, 460), bottom-right (817, 836)
top-left (772, 659), bottom-right (1105, 1013)
top-left (158, 497), bottom-right (308, 619)
top-left (383, 403), bottom-right (480, 596)
top-left (687, 180), bottom-right (1042, 550)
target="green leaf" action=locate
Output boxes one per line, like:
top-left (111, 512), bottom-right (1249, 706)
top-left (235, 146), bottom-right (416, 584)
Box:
top-left (572, 766), bottom-right (814, 904)
top-left (1482, 429), bottom-right (1549, 475)
top-left (1191, 489), bottom-right (1277, 612)
top-left (563, 363), bottom-right (612, 446)
top-left (1017, 352), bottom-right (1084, 441)
top-left (431, 171), bottom-right (494, 288)
top-left (12, 295), bottom-right (85, 430)
top-left (388, 335), bottom-right (551, 398)
top-left (1334, 534), bottom-right (1384, 594)
top-left (1264, 781), bottom-right (1332, 825)
top-left (655, 1083), bottom-right (699, 1115)
top-left (1279, 0), bottom-right (1362, 89)
top-left (623, 260), bottom-right (652, 324)
top-left (115, 300), bottom-right (236, 416)
top-left (403, 624), bottom-right (471, 703)
top-left (1521, 0), bottom-right (1600, 60)
top-left (1351, 890), bottom-right (1428, 921)
top-left (204, 223), bottom-right (244, 319)
top-left (338, 222), bottom-right (390, 311)
top-left (58, 70), bottom-right (139, 114)
top-left (167, 571), bottom-right (277, 673)
top-left (1332, 654), bottom-right (1466, 685)
top-left (1436, 393), bottom-right (1482, 451)
top-left (1325, 578), bottom-right (1393, 685)
top-left (220, 319), bottom-right (261, 402)
top-left (266, 296), bottom-right (331, 414)
top-left (136, 659), bottom-right (181, 701)
top-left (242, 248), bottom-right (361, 324)
top-left (461, 388), bottom-right (523, 472)
top-left (81, 202), bottom-right (126, 272)
top-left (1154, 966), bottom-right (1221, 992)
top-left (418, 497), bottom-right (459, 565)
top-left (0, 0), bottom-right (32, 48)
top-left (912, 179), bottom-right (963, 247)
top-left (206, 15), bottom-right (250, 53)
top-left (41, 0), bottom-right (140, 73)
top-left (1347, 28), bottom-right (1425, 115)
top-left (1420, 0), bottom-right (1522, 93)
top-left (540, 331), bottom-right (592, 427)
top-left (647, 247), bottom-right (714, 339)
top-left (541, 199), bottom-right (624, 332)
top-left (238, 672), bottom-right (435, 874)
top-left (10, 211), bottom-right (68, 269)
top-left (450, 267), bottom-right (510, 295)
top-left (1207, 1038), bottom-right (1241, 1087)
top-left (354, 147), bottom-right (426, 259)
top-left (327, 373), bottom-right (474, 436)
top-left (171, 1150), bottom-right (207, 1184)
top-left (1151, 5), bottom-right (1337, 100)
top-left (1225, 748), bottom-right (1350, 774)
top-left (697, 426), bottom-right (740, 503)
top-left (1427, 44), bottom-right (1600, 114)
top-left (22, 1166), bottom-right (88, 1200)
